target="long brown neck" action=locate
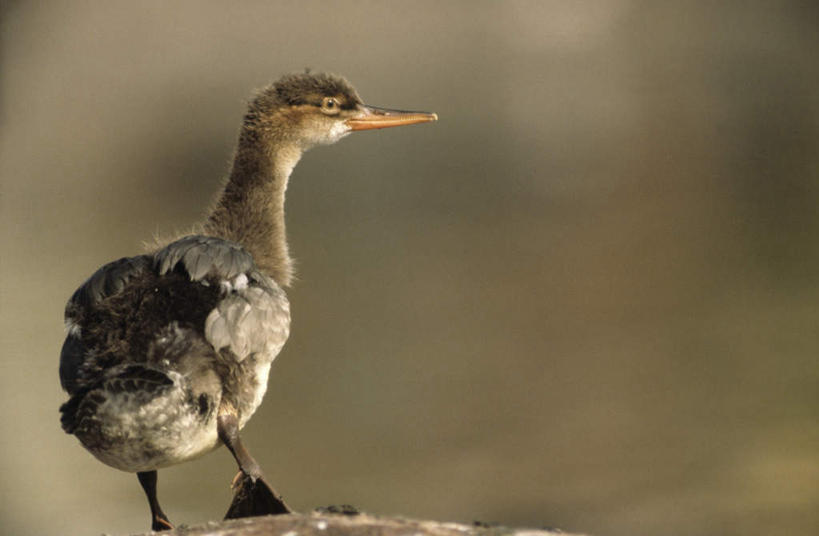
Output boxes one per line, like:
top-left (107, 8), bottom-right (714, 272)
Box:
top-left (203, 125), bottom-right (302, 287)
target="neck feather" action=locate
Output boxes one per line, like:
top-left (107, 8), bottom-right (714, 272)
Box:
top-left (203, 127), bottom-right (302, 287)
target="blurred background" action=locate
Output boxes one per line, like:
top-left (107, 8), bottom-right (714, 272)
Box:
top-left (1, 1), bottom-right (817, 535)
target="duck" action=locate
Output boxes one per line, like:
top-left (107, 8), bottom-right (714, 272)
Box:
top-left (58, 72), bottom-right (437, 531)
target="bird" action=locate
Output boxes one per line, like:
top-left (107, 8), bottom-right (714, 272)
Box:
top-left (58, 72), bottom-right (437, 531)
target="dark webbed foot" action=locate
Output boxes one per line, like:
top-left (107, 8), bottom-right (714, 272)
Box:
top-left (217, 412), bottom-right (291, 518)
top-left (225, 471), bottom-right (290, 519)
top-left (137, 470), bottom-right (174, 531)
top-left (150, 514), bottom-right (174, 532)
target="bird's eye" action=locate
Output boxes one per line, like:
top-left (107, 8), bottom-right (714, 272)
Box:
top-left (321, 97), bottom-right (340, 114)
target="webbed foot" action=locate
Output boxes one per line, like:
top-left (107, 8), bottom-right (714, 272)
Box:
top-left (151, 513), bottom-right (174, 532)
top-left (224, 470), bottom-right (291, 519)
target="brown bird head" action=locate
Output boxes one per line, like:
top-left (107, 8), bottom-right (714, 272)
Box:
top-left (244, 72), bottom-right (437, 149)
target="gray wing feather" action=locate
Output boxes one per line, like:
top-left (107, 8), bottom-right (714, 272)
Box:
top-left (205, 272), bottom-right (290, 362)
top-left (155, 235), bottom-right (254, 281)
top-left (67, 255), bottom-right (151, 312)
top-left (155, 238), bottom-right (198, 276)
top-left (155, 236), bottom-right (290, 361)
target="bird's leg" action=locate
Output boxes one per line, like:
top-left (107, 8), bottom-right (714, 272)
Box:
top-left (136, 470), bottom-right (174, 531)
top-left (217, 412), bottom-right (263, 481)
top-left (217, 412), bottom-right (291, 518)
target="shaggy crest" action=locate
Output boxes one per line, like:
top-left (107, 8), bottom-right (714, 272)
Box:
top-left (273, 72), bottom-right (362, 108)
